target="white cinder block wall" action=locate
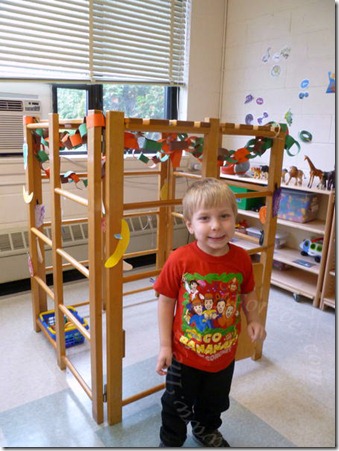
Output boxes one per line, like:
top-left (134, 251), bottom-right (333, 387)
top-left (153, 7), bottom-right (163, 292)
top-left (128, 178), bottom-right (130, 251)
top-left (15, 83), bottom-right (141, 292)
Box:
top-left (220, 0), bottom-right (335, 173)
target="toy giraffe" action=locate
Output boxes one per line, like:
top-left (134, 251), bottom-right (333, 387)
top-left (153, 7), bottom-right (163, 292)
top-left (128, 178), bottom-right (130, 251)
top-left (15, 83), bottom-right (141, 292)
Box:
top-left (304, 155), bottom-right (323, 188)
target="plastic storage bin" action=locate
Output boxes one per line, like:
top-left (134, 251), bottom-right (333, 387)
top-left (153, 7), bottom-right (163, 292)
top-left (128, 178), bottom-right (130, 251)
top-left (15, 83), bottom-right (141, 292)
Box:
top-left (246, 227), bottom-right (288, 248)
top-left (39, 306), bottom-right (89, 348)
top-left (278, 189), bottom-right (319, 223)
top-left (229, 186), bottom-right (265, 211)
top-left (246, 226), bottom-right (262, 239)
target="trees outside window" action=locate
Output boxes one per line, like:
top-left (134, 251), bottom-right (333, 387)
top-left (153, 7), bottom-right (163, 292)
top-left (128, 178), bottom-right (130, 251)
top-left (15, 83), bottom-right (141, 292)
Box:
top-left (53, 84), bottom-right (178, 153)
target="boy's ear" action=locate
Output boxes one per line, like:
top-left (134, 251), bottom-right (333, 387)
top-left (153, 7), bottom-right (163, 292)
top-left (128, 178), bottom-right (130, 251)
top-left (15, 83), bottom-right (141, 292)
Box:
top-left (185, 220), bottom-right (194, 234)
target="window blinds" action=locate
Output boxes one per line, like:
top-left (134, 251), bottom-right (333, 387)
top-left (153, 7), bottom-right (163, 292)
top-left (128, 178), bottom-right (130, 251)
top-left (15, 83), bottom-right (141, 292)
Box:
top-left (0, 0), bottom-right (189, 85)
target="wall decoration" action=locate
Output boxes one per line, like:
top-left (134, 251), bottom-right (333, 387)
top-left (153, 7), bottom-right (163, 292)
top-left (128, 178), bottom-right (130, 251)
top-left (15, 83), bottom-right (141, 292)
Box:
top-left (244, 95), bottom-right (266, 124)
top-left (257, 112), bottom-right (268, 124)
top-left (245, 113), bottom-right (254, 125)
top-left (35, 204), bottom-right (46, 228)
top-left (272, 52), bottom-right (281, 62)
top-left (280, 47), bottom-right (291, 59)
top-left (262, 47), bottom-right (271, 63)
top-left (284, 109), bottom-right (293, 126)
top-left (299, 92), bottom-right (309, 99)
top-left (271, 65), bottom-right (281, 77)
top-left (299, 130), bottom-right (313, 143)
top-left (326, 71), bottom-right (335, 93)
top-left (244, 94), bottom-right (254, 103)
top-left (299, 79), bottom-right (310, 99)
top-left (23, 186), bottom-right (33, 204)
top-left (262, 46), bottom-right (291, 79)
top-left (262, 46), bottom-right (290, 63)
top-left (104, 219), bottom-right (131, 268)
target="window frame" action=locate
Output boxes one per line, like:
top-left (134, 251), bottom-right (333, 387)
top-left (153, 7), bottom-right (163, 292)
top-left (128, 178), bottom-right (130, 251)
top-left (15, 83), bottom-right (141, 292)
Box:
top-left (52, 84), bottom-right (179, 154)
top-left (52, 84), bottom-right (103, 113)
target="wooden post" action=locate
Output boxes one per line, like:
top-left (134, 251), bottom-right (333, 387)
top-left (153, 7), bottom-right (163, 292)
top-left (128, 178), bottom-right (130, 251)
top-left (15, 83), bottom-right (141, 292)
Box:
top-left (87, 110), bottom-right (104, 424)
top-left (201, 117), bottom-right (220, 178)
top-left (157, 159), bottom-right (171, 269)
top-left (24, 119), bottom-right (47, 330)
top-left (254, 129), bottom-right (285, 359)
top-left (165, 157), bottom-right (176, 260)
top-left (104, 111), bottom-right (125, 425)
top-left (49, 113), bottom-right (66, 369)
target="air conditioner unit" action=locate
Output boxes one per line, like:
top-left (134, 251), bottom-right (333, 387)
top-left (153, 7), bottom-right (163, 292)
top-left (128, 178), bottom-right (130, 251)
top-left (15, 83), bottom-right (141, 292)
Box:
top-left (0, 99), bottom-right (42, 155)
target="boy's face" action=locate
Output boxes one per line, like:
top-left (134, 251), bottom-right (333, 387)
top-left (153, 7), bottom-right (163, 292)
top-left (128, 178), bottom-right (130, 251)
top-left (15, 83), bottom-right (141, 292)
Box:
top-left (185, 205), bottom-right (235, 256)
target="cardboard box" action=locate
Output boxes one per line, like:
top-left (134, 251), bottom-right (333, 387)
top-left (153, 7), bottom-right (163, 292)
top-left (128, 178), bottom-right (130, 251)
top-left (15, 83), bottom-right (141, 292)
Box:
top-left (229, 186), bottom-right (265, 211)
top-left (278, 189), bottom-right (319, 223)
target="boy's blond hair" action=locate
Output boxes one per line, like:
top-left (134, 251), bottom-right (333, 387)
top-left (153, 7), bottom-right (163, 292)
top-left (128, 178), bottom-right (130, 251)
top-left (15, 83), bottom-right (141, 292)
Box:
top-left (182, 177), bottom-right (238, 221)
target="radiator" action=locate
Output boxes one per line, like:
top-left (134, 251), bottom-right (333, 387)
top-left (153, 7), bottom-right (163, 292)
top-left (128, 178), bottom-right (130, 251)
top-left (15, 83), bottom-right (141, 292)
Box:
top-left (0, 214), bottom-right (188, 284)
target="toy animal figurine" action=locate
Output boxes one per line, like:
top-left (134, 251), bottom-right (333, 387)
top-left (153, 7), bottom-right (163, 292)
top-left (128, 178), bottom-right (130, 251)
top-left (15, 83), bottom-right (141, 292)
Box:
top-left (252, 167), bottom-right (262, 179)
top-left (281, 168), bottom-right (288, 183)
top-left (260, 165), bottom-right (269, 179)
top-left (252, 165), bottom-right (269, 180)
top-left (285, 166), bottom-right (305, 186)
top-left (304, 156), bottom-right (323, 188)
top-left (327, 169), bottom-right (335, 190)
top-left (319, 172), bottom-right (329, 190)
top-left (322, 168), bottom-right (336, 190)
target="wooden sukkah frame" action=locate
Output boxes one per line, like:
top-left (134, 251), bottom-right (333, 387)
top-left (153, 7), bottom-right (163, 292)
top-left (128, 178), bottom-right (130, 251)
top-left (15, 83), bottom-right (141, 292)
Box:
top-left (24, 111), bottom-right (285, 425)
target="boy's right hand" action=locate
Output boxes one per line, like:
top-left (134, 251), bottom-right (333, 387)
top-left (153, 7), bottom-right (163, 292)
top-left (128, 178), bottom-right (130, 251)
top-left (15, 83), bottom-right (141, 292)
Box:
top-left (156, 346), bottom-right (172, 375)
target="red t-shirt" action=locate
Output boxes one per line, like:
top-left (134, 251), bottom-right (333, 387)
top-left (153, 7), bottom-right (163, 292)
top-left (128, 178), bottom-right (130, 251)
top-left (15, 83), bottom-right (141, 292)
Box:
top-left (154, 241), bottom-right (255, 373)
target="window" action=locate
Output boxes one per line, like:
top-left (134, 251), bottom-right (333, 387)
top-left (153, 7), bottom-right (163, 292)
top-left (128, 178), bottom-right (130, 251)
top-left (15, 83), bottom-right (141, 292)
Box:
top-left (0, 0), bottom-right (189, 86)
top-left (103, 85), bottom-right (166, 118)
top-left (52, 85), bottom-right (103, 119)
top-left (53, 84), bottom-right (179, 153)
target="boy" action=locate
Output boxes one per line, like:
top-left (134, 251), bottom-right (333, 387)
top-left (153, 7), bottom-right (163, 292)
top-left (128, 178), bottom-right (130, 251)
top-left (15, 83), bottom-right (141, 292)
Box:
top-left (154, 177), bottom-right (266, 447)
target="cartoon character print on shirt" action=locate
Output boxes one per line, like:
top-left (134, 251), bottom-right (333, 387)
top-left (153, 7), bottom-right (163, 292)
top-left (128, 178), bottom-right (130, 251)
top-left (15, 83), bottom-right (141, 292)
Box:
top-left (181, 272), bottom-right (242, 361)
top-left (187, 279), bottom-right (205, 304)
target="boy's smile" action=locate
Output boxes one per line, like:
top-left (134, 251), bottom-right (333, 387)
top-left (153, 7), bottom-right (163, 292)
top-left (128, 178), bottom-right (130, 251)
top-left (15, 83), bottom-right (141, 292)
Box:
top-left (185, 205), bottom-right (236, 256)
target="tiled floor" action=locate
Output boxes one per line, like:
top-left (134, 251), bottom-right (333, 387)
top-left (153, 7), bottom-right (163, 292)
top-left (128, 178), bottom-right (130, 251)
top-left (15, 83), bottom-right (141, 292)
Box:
top-left (0, 277), bottom-right (335, 448)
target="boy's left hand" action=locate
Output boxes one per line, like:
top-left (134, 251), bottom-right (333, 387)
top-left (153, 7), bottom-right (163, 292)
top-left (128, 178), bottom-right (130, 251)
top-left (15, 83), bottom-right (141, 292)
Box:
top-left (247, 321), bottom-right (267, 343)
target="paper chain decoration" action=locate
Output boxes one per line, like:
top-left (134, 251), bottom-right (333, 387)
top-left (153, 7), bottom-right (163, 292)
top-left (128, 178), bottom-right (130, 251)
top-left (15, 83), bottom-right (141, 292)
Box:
top-left (23, 117), bottom-right (89, 187)
top-left (25, 115), bottom-right (301, 184)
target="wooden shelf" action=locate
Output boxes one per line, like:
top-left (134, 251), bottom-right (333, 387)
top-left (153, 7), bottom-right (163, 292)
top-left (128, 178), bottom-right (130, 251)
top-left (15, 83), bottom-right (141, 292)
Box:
top-left (271, 267), bottom-right (318, 300)
top-left (221, 173), bottom-right (333, 196)
top-left (275, 218), bottom-right (326, 235)
top-left (322, 295), bottom-right (335, 309)
top-left (238, 209), bottom-right (260, 218)
top-left (272, 247), bottom-right (321, 275)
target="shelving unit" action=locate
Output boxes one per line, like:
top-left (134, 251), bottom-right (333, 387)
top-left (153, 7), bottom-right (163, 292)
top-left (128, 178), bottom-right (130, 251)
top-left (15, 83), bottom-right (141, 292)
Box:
top-left (220, 174), bottom-right (335, 307)
top-left (320, 205), bottom-right (336, 309)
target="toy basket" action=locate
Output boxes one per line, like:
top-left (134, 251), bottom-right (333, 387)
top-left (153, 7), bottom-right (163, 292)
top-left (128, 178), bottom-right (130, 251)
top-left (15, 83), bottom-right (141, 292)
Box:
top-left (39, 306), bottom-right (89, 348)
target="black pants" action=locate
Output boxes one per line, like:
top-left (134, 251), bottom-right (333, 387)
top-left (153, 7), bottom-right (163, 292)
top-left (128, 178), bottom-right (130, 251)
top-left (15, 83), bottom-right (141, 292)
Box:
top-left (160, 358), bottom-right (235, 447)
